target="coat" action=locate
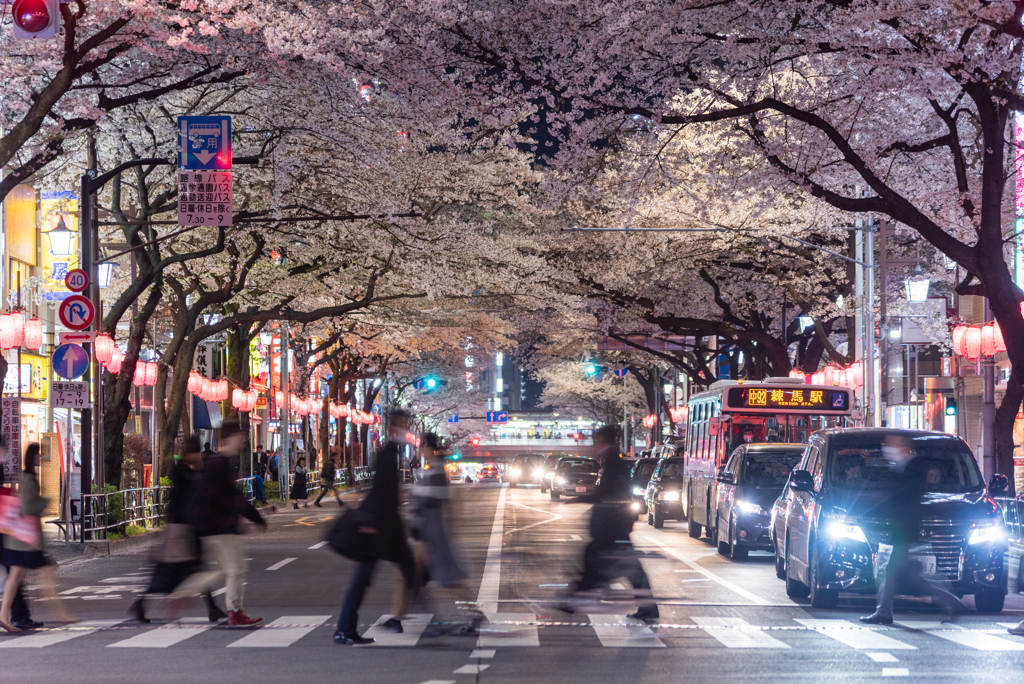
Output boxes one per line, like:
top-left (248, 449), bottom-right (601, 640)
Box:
top-left (412, 467), bottom-right (466, 587)
top-left (195, 453), bottom-right (265, 537)
top-left (358, 441), bottom-right (409, 562)
top-left (5, 473), bottom-right (46, 552)
top-left (290, 466), bottom-right (308, 500)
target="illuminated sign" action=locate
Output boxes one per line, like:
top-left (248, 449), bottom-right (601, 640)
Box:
top-left (727, 386), bottom-right (850, 412)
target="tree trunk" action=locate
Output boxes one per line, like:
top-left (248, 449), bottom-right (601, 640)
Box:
top-left (225, 325), bottom-right (252, 476)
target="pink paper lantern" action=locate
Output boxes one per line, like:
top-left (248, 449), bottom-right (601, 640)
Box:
top-left (144, 362), bottom-right (159, 386)
top-left (981, 324), bottom-right (997, 357)
top-left (0, 314), bottom-right (15, 350)
top-left (788, 369), bottom-right (805, 379)
top-left (94, 334), bottom-right (115, 364)
top-left (232, 388), bottom-right (244, 409)
top-left (201, 378), bottom-right (212, 400)
top-left (10, 312), bottom-right (24, 348)
top-left (993, 322), bottom-right (1006, 353)
top-left (964, 326), bottom-right (982, 359)
top-left (24, 318), bottom-right (43, 351)
top-left (106, 347), bottom-right (124, 374)
top-left (952, 325), bottom-right (968, 357)
top-left (132, 363), bottom-right (146, 386)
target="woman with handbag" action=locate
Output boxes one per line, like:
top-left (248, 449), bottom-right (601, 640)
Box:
top-left (290, 456), bottom-right (309, 509)
top-left (0, 444), bottom-right (77, 633)
top-left (128, 437), bottom-right (225, 624)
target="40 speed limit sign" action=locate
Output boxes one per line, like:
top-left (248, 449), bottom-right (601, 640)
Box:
top-left (177, 171), bottom-right (232, 226)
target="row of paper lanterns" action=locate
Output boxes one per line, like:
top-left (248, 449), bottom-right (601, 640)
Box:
top-left (951, 324), bottom-right (1005, 359)
top-left (231, 388), bottom-right (259, 412)
top-left (789, 360), bottom-right (864, 388)
top-left (0, 312), bottom-right (43, 351)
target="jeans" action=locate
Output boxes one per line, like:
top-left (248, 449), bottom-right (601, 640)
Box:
top-left (171, 534), bottom-right (248, 612)
top-left (337, 550), bottom-right (416, 634)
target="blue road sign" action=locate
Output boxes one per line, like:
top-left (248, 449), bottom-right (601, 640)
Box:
top-left (486, 411), bottom-right (508, 424)
top-left (178, 116), bottom-right (232, 169)
top-left (52, 343), bottom-right (90, 380)
top-left (371, 403), bottom-right (382, 415)
top-left (613, 368), bottom-right (628, 378)
top-left (448, 415), bottom-right (459, 424)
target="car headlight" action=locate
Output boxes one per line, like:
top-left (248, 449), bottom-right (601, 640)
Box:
top-left (735, 500), bottom-right (766, 516)
top-left (632, 486), bottom-right (645, 496)
top-left (545, 472), bottom-right (555, 480)
top-left (969, 522), bottom-right (1007, 545)
top-left (663, 491), bottom-right (680, 501)
top-left (824, 520), bottom-right (867, 543)
top-left (631, 502), bottom-right (640, 511)
top-left (555, 476), bottom-right (565, 485)
top-left (511, 468), bottom-right (521, 477)
top-left (533, 469), bottom-right (545, 478)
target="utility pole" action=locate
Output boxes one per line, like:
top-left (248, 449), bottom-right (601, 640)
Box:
top-left (80, 135), bottom-right (97, 499)
top-left (864, 219), bottom-right (876, 427)
top-left (983, 298), bottom-right (996, 481)
top-left (280, 321), bottom-right (290, 502)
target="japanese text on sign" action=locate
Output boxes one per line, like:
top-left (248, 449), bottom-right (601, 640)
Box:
top-left (177, 171), bottom-right (232, 227)
top-left (51, 381), bottom-right (92, 409)
top-left (1, 397), bottom-right (21, 480)
top-left (727, 386), bottom-right (849, 412)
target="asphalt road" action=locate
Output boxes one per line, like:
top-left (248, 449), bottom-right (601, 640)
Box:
top-left (2, 483), bottom-right (1024, 683)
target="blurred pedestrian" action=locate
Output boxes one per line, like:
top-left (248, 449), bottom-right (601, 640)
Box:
top-left (252, 469), bottom-right (266, 504)
top-left (256, 444), bottom-right (269, 479)
top-left (0, 456), bottom-right (41, 631)
top-left (406, 433), bottom-right (482, 635)
top-left (169, 419), bottom-right (266, 628)
top-left (562, 425), bottom-right (658, 622)
top-left (269, 449), bottom-right (280, 482)
top-left (334, 409), bottom-right (416, 645)
top-left (1, 444), bottom-right (77, 633)
top-left (315, 449), bottom-right (341, 507)
top-left (129, 436), bottom-right (225, 624)
top-left (202, 441), bottom-right (215, 459)
top-left (861, 436), bottom-right (965, 625)
top-left (291, 456), bottom-right (309, 510)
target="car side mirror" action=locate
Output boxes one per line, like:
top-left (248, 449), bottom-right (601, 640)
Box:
top-left (790, 470), bottom-right (814, 493)
top-left (716, 467), bottom-right (734, 484)
top-left (988, 473), bottom-right (1009, 497)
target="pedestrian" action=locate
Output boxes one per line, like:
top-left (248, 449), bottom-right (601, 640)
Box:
top-left (202, 441), bottom-right (215, 459)
top-left (252, 469), bottom-right (266, 504)
top-left (861, 436), bottom-right (965, 625)
top-left (561, 425), bottom-right (658, 622)
top-left (256, 444), bottom-right (269, 479)
top-left (129, 436), bottom-right (226, 624)
top-left (334, 409), bottom-right (417, 645)
top-left (269, 449), bottom-right (280, 482)
top-left (406, 433), bottom-right (482, 635)
top-left (1, 443), bottom-right (78, 633)
top-left (315, 449), bottom-right (340, 507)
top-left (169, 419), bottom-right (267, 628)
top-left (291, 456), bottom-right (309, 509)
top-left (0, 456), bottom-right (42, 631)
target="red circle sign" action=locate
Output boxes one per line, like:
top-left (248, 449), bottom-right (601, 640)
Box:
top-left (59, 295), bottom-right (95, 330)
top-left (65, 268), bottom-right (89, 292)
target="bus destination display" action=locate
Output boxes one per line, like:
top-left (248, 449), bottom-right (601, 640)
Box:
top-left (727, 386), bottom-right (850, 411)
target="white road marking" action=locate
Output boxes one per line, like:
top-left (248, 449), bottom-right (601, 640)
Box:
top-left (266, 558), bottom-right (297, 571)
top-left (453, 664), bottom-right (490, 674)
top-left (0, 620), bottom-right (123, 648)
top-left (107, 618), bottom-right (213, 648)
top-left (469, 649), bottom-right (496, 658)
top-left (477, 484), bottom-right (508, 615)
top-left (477, 613), bottom-right (540, 647)
top-left (570, 534), bottom-right (583, 541)
top-left (867, 652), bottom-right (900, 663)
top-left (308, 541), bottom-right (328, 550)
top-left (692, 617), bottom-right (790, 649)
top-left (360, 614), bottom-right (433, 647)
top-left (588, 615), bottom-right (666, 648)
top-left (419, 681), bottom-right (456, 684)
top-left (795, 619), bottom-right (916, 650)
top-left (642, 536), bottom-right (778, 606)
top-left (227, 615), bottom-right (330, 648)
top-left (213, 581), bottom-right (247, 597)
top-left (882, 668), bottom-right (909, 677)
top-left (897, 621), bottom-right (1024, 651)
top-left (504, 501), bottom-right (562, 534)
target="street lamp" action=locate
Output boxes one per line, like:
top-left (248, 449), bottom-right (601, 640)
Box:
top-left (98, 262), bottom-right (115, 288)
top-left (905, 264), bottom-right (930, 303)
top-left (47, 215), bottom-right (75, 256)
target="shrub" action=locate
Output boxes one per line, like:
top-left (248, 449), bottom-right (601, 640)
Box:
top-left (93, 483), bottom-right (124, 525)
top-left (125, 524), bottom-right (146, 537)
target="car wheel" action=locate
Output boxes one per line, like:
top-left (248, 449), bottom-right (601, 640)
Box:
top-left (652, 506), bottom-right (664, 529)
top-left (717, 518), bottom-right (730, 556)
top-left (550, 489), bottom-right (560, 501)
top-left (647, 508), bottom-right (654, 526)
top-left (774, 542), bottom-right (787, 580)
top-left (785, 539), bottom-right (810, 599)
top-left (808, 541), bottom-right (839, 609)
top-left (974, 591), bottom-right (1005, 614)
top-left (540, 481), bottom-right (547, 493)
top-left (704, 502), bottom-right (714, 540)
top-left (688, 516), bottom-right (702, 539)
top-left (730, 518), bottom-right (748, 560)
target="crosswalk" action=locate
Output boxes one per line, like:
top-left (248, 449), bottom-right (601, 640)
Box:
top-left (1, 614), bottom-right (1023, 652)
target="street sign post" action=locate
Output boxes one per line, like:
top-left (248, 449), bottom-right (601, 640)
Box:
top-left (177, 116), bottom-right (232, 170)
top-left (51, 381), bottom-right (91, 409)
top-left (613, 368), bottom-right (629, 378)
top-left (59, 331), bottom-right (95, 345)
top-left (371, 403), bottom-right (382, 415)
top-left (486, 411), bottom-right (508, 424)
top-left (52, 343), bottom-right (91, 379)
top-left (58, 294), bottom-right (95, 330)
top-left (64, 268), bottom-right (88, 292)
top-left (177, 171), bottom-right (232, 226)
top-left (448, 415), bottom-right (459, 424)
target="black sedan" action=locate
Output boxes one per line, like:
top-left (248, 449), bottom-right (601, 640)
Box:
top-left (644, 458), bottom-right (686, 528)
top-left (630, 458), bottom-right (659, 514)
top-left (550, 458), bottom-right (600, 500)
top-left (713, 443), bottom-right (805, 560)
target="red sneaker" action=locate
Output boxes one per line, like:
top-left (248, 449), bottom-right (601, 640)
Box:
top-left (227, 610), bottom-right (264, 628)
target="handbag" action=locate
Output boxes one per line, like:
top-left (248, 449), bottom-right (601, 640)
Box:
top-left (160, 523), bottom-right (200, 563)
top-left (0, 491), bottom-right (41, 548)
top-left (326, 506), bottom-right (378, 562)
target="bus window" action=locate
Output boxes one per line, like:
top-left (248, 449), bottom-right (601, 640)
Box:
top-left (790, 415), bottom-right (810, 443)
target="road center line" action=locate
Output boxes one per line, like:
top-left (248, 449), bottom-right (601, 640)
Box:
top-left (266, 558), bottom-right (297, 571)
top-left (641, 535), bottom-right (777, 606)
top-left (308, 541), bottom-right (328, 550)
top-left (476, 484), bottom-right (508, 615)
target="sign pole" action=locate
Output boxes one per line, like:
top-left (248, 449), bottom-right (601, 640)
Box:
top-left (79, 168), bottom-right (93, 506)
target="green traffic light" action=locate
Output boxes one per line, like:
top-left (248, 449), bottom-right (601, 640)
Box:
top-left (427, 377), bottom-right (437, 388)
top-left (451, 452), bottom-right (461, 460)
top-left (585, 364), bottom-right (597, 375)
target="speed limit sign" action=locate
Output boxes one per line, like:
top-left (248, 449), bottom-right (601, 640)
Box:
top-left (65, 269), bottom-right (89, 292)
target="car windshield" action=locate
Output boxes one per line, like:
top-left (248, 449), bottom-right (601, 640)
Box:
top-left (558, 459), bottom-right (599, 473)
top-left (633, 461), bottom-right (655, 478)
top-left (659, 461), bottom-right (684, 478)
top-left (740, 449), bottom-right (804, 487)
top-left (828, 433), bottom-right (983, 493)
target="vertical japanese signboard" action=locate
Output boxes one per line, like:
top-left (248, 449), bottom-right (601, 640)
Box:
top-left (177, 115), bottom-right (232, 226)
top-left (1, 397), bottom-right (22, 480)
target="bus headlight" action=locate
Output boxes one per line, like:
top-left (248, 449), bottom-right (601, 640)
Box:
top-left (662, 491), bottom-right (680, 502)
top-left (632, 487), bottom-right (645, 496)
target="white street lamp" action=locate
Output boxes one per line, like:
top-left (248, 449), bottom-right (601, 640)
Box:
top-left (47, 215), bottom-right (75, 256)
top-left (98, 262), bottom-right (115, 288)
top-left (905, 264), bottom-right (930, 303)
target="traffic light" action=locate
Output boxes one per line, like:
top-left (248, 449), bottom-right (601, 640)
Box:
top-left (945, 398), bottom-right (957, 416)
top-left (450, 452), bottom-right (461, 460)
top-left (470, 437), bottom-right (480, 446)
top-left (11, 0), bottom-right (58, 39)
top-left (585, 363), bottom-right (598, 376)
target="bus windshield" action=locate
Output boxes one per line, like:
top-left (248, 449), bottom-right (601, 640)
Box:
top-left (728, 414), bottom-right (845, 453)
